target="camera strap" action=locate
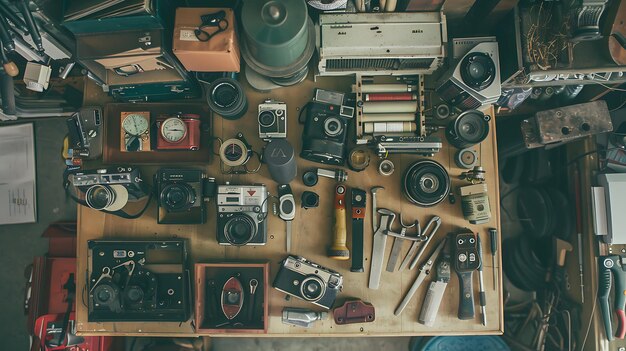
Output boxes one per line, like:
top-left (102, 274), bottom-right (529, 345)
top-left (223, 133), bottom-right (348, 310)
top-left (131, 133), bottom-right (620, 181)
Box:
top-left (63, 181), bottom-right (153, 219)
top-left (298, 102), bottom-right (312, 124)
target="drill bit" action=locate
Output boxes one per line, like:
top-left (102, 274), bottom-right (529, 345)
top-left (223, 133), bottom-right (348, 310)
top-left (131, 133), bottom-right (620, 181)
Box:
top-left (477, 235), bottom-right (487, 326)
top-left (489, 228), bottom-right (498, 291)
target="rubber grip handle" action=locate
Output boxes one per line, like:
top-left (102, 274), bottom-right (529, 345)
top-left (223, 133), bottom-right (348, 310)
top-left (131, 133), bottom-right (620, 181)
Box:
top-left (0, 69), bottom-right (16, 115)
top-left (328, 186), bottom-right (349, 260)
top-left (479, 291), bottom-right (486, 307)
top-left (351, 218), bottom-right (364, 272)
top-left (457, 271), bottom-right (475, 320)
top-left (598, 258), bottom-right (614, 341)
top-left (617, 309), bottom-right (626, 339)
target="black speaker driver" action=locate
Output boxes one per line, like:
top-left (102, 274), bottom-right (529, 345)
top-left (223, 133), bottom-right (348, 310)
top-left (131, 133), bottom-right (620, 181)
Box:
top-left (460, 52), bottom-right (496, 91)
top-left (403, 160), bottom-right (450, 207)
top-left (206, 78), bottom-right (249, 120)
top-left (446, 110), bottom-right (490, 149)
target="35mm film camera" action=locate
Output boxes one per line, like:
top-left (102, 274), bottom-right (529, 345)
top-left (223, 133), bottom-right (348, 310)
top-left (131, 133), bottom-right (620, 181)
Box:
top-left (216, 184), bottom-right (269, 246)
top-left (87, 239), bottom-right (191, 322)
top-left (156, 168), bottom-right (216, 225)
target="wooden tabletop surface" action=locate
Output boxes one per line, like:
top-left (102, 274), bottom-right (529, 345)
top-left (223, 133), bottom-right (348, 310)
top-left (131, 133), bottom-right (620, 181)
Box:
top-left (76, 74), bottom-right (503, 337)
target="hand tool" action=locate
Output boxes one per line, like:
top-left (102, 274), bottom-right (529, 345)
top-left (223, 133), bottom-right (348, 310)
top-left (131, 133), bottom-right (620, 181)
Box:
top-left (418, 245), bottom-right (450, 326)
top-left (333, 299), bottom-right (375, 324)
top-left (278, 184), bottom-right (296, 252)
top-left (598, 255), bottom-right (626, 340)
top-left (454, 230), bottom-right (481, 320)
top-left (477, 235), bottom-right (487, 326)
top-left (488, 228), bottom-right (497, 291)
top-left (399, 216), bottom-right (442, 271)
top-left (370, 186), bottom-right (384, 232)
top-left (386, 216), bottom-right (423, 272)
top-left (247, 279), bottom-right (258, 321)
top-left (574, 168), bottom-right (584, 302)
top-left (394, 237), bottom-right (447, 316)
top-left (369, 208), bottom-right (395, 289)
top-left (578, 233), bottom-right (584, 303)
top-left (328, 185), bottom-right (349, 260)
top-left (15, 0), bottom-right (44, 54)
top-left (282, 308), bottom-right (327, 328)
top-left (350, 188), bottom-right (366, 272)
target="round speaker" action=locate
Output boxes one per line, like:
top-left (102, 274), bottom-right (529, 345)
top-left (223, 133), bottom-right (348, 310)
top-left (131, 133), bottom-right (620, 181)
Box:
top-left (240, 0), bottom-right (315, 84)
top-left (446, 110), bottom-right (490, 149)
top-left (460, 52), bottom-right (496, 91)
top-left (206, 77), bottom-right (249, 120)
top-left (402, 160), bottom-right (450, 207)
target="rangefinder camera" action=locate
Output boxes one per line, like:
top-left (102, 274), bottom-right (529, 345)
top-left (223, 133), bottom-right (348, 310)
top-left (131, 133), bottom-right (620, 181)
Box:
top-left (273, 255), bottom-right (343, 309)
top-left (216, 184), bottom-right (268, 246)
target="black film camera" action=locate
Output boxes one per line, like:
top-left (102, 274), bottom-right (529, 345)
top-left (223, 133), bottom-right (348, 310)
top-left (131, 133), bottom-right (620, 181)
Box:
top-left (300, 89), bottom-right (355, 166)
top-left (87, 239), bottom-right (191, 322)
top-left (216, 184), bottom-right (268, 246)
top-left (66, 106), bottom-right (103, 160)
top-left (156, 168), bottom-right (216, 224)
top-left (273, 255), bottom-right (343, 309)
top-left (68, 166), bottom-right (148, 212)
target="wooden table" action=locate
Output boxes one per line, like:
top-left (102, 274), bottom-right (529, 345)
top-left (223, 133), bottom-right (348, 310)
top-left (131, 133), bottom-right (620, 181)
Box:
top-left (76, 75), bottom-right (503, 337)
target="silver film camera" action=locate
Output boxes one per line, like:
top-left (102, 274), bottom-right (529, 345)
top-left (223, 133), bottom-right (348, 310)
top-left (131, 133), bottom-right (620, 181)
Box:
top-left (258, 99), bottom-right (287, 139)
top-left (216, 184), bottom-right (268, 245)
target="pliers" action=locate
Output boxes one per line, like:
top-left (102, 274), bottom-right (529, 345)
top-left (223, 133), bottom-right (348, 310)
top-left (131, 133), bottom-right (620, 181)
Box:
top-left (598, 255), bottom-right (626, 340)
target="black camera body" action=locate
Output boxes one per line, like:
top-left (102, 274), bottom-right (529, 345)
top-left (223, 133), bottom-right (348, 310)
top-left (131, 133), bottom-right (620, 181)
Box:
top-left (216, 184), bottom-right (268, 246)
top-left (156, 168), bottom-right (215, 224)
top-left (273, 255), bottom-right (343, 309)
top-left (66, 106), bottom-right (103, 160)
top-left (87, 239), bottom-right (191, 322)
top-left (300, 89), bottom-right (354, 166)
top-left (68, 166), bottom-right (148, 211)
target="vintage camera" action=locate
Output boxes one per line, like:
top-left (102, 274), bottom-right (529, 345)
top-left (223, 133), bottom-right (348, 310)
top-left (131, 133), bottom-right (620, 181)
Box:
top-left (258, 99), bottom-right (287, 140)
top-left (273, 255), bottom-right (343, 310)
top-left (66, 106), bottom-right (103, 159)
top-left (87, 239), bottom-right (191, 322)
top-left (68, 166), bottom-right (148, 212)
top-left (156, 168), bottom-right (216, 224)
top-left (301, 89), bottom-right (355, 166)
top-left (155, 113), bottom-right (201, 150)
top-left (216, 184), bottom-right (268, 246)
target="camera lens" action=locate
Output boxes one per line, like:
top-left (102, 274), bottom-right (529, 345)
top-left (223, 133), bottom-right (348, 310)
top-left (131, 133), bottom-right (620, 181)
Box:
top-left (300, 276), bottom-right (325, 301)
top-left (224, 214), bottom-right (257, 245)
top-left (403, 160), bottom-right (450, 207)
top-left (85, 185), bottom-right (115, 210)
top-left (460, 52), bottom-right (496, 91)
top-left (258, 110), bottom-right (276, 127)
top-left (446, 110), bottom-right (490, 149)
top-left (160, 183), bottom-right (195, 212)
top-left (207, 78), bottom-right (249, 120)
top-left (324, 117), bottom-right (343, 137)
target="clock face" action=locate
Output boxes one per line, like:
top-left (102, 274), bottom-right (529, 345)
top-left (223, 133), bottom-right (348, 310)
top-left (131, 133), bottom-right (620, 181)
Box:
top-left (160, 117), bottom-right (188, 143)
top-left (122, 113), bottom-right (149, 136)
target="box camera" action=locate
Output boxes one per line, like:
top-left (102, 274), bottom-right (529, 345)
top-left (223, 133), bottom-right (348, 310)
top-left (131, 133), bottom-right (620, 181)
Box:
top-left (156, 168), bottom-right (216, 224)
top-left (87, 239), bottom-right (191, 322)
top-left (66, 106), bottom-right (103, 160)
top-left (68, 166), bottom-right (148, 212)
top-left (273, 255), bottom-right (343, 310)
top-left (258, 99), bottom-right (287, 140)
top-left (216, 184), bottom-right (268, 246)
top-left (155, 113), bottom-right (201, 150)
top-left (435, 37), bottom-right (501, 110)
top-left (300, 89), bottom-right (355, 166)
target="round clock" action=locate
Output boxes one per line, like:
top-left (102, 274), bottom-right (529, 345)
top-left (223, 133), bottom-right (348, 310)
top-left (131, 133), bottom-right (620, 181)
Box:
top-left (122, 113), bottom-right (149, 136)
top-left (160, 117), bottom-right (188, 143)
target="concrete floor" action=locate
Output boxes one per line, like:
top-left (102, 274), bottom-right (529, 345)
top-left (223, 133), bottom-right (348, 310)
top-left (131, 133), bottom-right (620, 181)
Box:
top-left (1, 119), bottom-right (414, 350)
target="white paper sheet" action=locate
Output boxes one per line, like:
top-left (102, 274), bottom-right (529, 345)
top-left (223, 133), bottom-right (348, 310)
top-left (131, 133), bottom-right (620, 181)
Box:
top-left (0, 124), bottom-right (36, 224)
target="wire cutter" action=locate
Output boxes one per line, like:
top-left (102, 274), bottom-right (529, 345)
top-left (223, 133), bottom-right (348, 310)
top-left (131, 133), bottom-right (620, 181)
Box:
top-left (599, 255), bottom-right (626, 340)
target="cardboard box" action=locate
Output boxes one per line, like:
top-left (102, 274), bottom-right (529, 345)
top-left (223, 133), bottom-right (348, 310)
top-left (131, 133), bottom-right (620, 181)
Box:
top-left (195, 262), bottom-right (269, 334)
top-left (173, 8), bottom-right (240, 72)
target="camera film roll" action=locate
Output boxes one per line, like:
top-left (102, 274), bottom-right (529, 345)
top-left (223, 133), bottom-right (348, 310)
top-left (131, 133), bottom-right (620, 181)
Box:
top-left (263, 139), bottom-right (297, 184)
top-left (362, 101), bottom-right (418, 114)
top-left (364, 122), bottom-right (416, 134)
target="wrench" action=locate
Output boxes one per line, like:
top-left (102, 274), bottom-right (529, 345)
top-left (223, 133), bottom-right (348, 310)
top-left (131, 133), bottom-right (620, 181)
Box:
top-left (398, 216), bottom-right (442, 271)
top-left (370, 186), bottom-right (384, 233)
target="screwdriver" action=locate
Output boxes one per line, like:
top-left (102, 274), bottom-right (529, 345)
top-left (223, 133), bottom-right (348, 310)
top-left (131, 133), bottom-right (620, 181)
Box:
top-left (489, 228), bottom-right (498, 290)
top-left (477, 235), bottom-right (487, 326)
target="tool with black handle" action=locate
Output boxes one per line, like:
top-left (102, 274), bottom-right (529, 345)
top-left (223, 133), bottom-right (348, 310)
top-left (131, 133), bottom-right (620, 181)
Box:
top-left (328, 185), bottom-right (349, 260)
top-left (454, 229), bottom-right (480, 320)
top-left (477, 235), bottom-right (487, 326)
top-left (15, 0), bottom-right (44, 54)
top-left (350, 188), bottom-right (366, 272)
top-left (598, 255), bottom-right (626, 340)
